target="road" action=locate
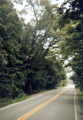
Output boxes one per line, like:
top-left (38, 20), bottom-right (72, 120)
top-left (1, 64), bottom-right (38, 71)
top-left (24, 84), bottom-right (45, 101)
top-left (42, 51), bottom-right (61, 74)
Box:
top-left (0, 86), bottom-right (76, 120)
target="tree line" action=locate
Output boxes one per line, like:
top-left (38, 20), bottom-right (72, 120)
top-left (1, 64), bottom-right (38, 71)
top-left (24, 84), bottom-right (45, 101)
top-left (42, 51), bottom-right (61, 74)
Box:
top-left (0, 0), bottom-right (66, 101)
top-left (58, 0), bottom-right (83, 91)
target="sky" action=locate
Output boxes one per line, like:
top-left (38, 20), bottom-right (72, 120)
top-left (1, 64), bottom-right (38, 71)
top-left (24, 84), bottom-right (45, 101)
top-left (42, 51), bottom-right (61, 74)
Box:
top-left (14, 0), bottom-right (65, 23)
top-left (50, 0), bottom-right (64, 5)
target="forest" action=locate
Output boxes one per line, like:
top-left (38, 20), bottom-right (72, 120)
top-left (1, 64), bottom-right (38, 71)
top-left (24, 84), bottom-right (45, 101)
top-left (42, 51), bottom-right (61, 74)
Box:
top-left (0, 0), bottom-right (83, 105)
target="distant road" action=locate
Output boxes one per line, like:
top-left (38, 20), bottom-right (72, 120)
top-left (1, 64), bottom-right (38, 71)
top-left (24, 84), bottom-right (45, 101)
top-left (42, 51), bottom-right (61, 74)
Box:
top-left (0, 86), bottom-right (76, 120)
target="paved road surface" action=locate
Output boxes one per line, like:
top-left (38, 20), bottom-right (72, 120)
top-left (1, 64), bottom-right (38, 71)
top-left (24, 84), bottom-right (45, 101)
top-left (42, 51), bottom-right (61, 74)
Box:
top-left (0, 86), bottom-right (76, 120)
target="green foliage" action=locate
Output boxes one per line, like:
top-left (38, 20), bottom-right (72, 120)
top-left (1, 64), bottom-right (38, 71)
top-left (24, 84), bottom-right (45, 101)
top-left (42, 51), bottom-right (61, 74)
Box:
top-left (44, 58), bottom-right (66, 89)
top-left (58, 0), bottom-right (83, 90)
top-left (0, 93), bottom-right (28, 108)
top-left (0, 0), bottom-right (25, 99)
top-left (76, 89), bottom-right (83, 110)
top-left (57, 80), bottom-right (67, 87)
top-left (0, 0), bottom-right (67, 107)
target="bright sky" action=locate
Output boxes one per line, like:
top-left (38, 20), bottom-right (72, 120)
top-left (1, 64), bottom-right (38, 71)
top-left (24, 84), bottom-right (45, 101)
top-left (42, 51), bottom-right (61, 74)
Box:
top-left (14, 0), bottom-right (65, 23)
top-left (50, 0), bottom-right (64, 5)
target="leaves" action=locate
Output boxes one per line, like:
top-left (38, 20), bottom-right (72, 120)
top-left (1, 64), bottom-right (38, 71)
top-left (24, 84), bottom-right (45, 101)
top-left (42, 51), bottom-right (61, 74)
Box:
top-left (0, 0), bottom-right (67, 100)
top-left (58, 0), bottom-right (83, 90)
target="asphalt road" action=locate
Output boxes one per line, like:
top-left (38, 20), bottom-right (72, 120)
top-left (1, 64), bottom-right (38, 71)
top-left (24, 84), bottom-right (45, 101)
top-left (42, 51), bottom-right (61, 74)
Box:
top-left (0, 86), bottom-right (76, 120)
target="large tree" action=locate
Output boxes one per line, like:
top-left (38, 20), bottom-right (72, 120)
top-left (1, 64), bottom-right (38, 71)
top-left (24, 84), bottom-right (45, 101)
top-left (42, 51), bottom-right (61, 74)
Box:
top-left (0, 0), bottom-right (67, 102)
top-left (0, 0), bottom-right (25, 98)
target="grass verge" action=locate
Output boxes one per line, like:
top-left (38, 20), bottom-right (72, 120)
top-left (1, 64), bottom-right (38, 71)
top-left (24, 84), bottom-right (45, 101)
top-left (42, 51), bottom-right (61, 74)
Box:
top-left (76, 89), bottom-right (83, 110)
top-left (0, 94), bottom-right (29, 108)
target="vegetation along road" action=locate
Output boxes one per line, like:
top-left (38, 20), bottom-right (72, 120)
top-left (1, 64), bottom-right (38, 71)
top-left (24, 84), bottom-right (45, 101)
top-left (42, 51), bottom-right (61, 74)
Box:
top-left (0, 86), bottom-right (77, 120)
top-left (0, 0), bottom-right (83, 120)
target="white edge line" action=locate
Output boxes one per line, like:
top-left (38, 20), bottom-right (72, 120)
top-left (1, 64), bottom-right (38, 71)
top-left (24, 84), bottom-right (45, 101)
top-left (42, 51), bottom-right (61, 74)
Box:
top-left (0, 94), bottom-right (46, 111)
top-left (74, 89), bottom-right (78, 120)
top-left (0, 88), bottom-right (63, 110)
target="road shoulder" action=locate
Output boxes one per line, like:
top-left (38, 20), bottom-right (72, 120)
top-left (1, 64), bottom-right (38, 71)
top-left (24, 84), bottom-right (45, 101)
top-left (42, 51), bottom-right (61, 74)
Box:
top-left (75, 91), bottom-right (83, 120)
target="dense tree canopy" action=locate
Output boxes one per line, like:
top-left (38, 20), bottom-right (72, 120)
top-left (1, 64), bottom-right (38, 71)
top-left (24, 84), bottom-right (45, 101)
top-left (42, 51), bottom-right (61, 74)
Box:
top-left (0, 0), bottom-right (66, 102)
top-left (0, 0), bottom-right (25, 98)
top-left (58, 0), bottom-right (83, 90)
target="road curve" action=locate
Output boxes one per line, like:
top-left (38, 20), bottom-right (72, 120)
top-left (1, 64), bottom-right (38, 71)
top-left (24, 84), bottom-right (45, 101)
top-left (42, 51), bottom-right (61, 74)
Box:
top-left (0, 87), bottom-right (76, 120)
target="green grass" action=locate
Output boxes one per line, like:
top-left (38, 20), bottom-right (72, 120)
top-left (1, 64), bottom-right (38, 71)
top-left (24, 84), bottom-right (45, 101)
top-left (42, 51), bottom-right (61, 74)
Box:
top-left (0, 94), bottom-right (29, 108)
top-left (76, 89), bottom-right (83, 110)
top-left (0, 98), bottom-right (12, 108)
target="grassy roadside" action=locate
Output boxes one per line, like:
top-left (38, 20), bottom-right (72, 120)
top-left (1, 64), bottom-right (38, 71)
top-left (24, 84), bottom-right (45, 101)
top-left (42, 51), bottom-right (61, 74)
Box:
top-left (0, 94), bottom-right (29, 108)
top-left (76, 89), bottom-right (83, 110)
top-left (0, 90), bottom-right (48, 108)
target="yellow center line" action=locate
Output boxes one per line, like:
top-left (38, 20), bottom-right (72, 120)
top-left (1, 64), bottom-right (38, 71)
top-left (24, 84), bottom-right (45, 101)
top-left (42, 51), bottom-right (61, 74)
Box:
top-left (17, 88), bottom-right (68, 120)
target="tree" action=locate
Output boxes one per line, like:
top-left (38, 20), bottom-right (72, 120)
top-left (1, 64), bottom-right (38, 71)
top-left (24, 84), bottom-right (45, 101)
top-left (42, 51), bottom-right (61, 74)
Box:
top-left (0, 0), bottom-right (67, 102)
top-left (44, 55), bottom-right (66, 89)
top-left (0, 0), bottom-right (25, 98)
top-left (18, 0), bottom-right (62, 93)
top-left (57, 0), bottom-right (83, 90)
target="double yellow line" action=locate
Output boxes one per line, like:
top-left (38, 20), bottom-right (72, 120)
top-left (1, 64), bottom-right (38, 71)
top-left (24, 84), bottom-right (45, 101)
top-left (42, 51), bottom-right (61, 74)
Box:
top-left (18, 89), bottom-right (68, 120)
